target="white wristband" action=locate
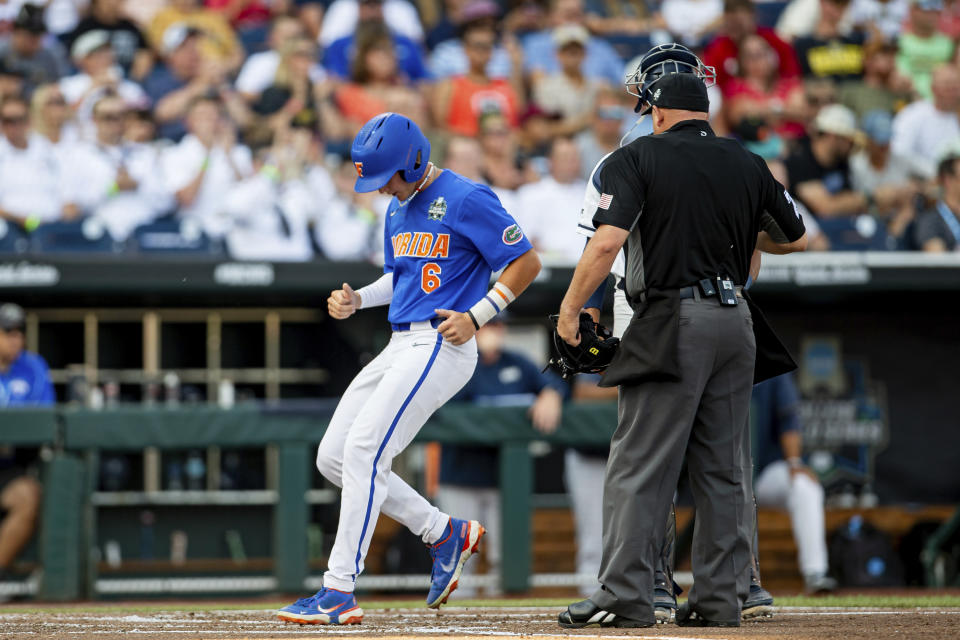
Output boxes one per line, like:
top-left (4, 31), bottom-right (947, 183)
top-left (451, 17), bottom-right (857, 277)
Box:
top-left (467, 282), bottom-right (516, 329)
top-left (355, 273), bottom-right (393, 309)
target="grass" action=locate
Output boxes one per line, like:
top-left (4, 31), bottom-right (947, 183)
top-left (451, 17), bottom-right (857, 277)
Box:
top-left (2, 594), bottom-right (960, 615)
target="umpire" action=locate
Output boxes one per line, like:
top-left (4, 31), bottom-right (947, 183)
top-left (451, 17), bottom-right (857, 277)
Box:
top-left (556, 45), bottom-right (807, 628)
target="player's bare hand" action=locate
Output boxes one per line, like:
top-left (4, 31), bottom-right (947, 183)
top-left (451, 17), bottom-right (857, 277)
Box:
top-left (557, 308), bottom-right (581, 346)
top-left (789, 464), bottom-right (819, 484)
top-left (529, 388), bottom-right (562, 434)
top-left (328, 283), bottom-right (361, 319)
top-left (434, 308), bottom-right (475, 345)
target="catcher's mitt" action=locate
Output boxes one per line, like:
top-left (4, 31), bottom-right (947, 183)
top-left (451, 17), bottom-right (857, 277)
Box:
top-left (547, 313), bottom-right (620, 379)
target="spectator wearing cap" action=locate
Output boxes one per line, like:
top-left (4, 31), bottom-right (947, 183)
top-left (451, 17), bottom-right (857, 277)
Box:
top-left (332, 22), bottom-right (429, 133)
top-left (515, 137), bottom-right (587, 263)
top-left (59, 30), bottom-right (149, 140)
top-left (29, 83), bottom-right (78, 150)
top-left (144, 24), bottom-right (252, 142)
top-left (522, 0), bottom-right (624, 86)
top-left (897, 0), bottom-right (954, 100)
top-left (432, 15), bottom-right (524, 137)
top-left (0, 5), bottom-right (69, 96)
top-left (784, 104), bottom-right (868, 218)
top-left (703, 0), bottom-right (801, 93)
top-left (61, 94), bottom-right (172, 241)
top-left (320, 0), bottom-right (425, 47)
top-left (892, 64), bottom-right (960, 178)
top-left (792, 0), bottom-right (866, 81)
top-left (160, 95), bottom-right (253, 239)
top-left (147, 0), bottom-right (244, 74)
top-left (235, 16), bottom-right (325, 103)
top-left (660, 0), bottom-right (725, 47)
top-left (66, 0), bottom-right (153, 81)
top-left (428, 0), bottom-right (516, 80)
top-left (0, 95), bottom-right (78, 231)
top-left (322, 0), bottom-right (430, 83)
top-left (839, 37), bottom-right (914, 118)
top-left (851, 109), bottom-right (923, 238)
top-left (575, 87), bottom-right (629, 180)
top-left (914, 152), bottom-right (960, 250)
top-left (532, 24), bottom-right (606, 137)
top-left (723, 33), bottom-right (808, 141)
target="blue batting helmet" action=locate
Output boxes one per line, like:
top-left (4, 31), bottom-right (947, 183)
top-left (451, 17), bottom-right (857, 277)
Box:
top-left (625, 43), bottom-right (715, 115)
top-left (350, 112), bottom-right (431, 193)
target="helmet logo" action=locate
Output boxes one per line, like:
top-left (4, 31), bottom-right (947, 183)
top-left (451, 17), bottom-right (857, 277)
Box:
top-left (354, 161), bottom-right (363, 177)
top-left (653, 88), bottom-right (661, 101)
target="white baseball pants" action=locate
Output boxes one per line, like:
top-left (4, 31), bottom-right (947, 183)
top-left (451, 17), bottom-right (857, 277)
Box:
top-left (316, 326), bottom-right (478, 592)
top-left (754, 460), bottom-right (829, 576)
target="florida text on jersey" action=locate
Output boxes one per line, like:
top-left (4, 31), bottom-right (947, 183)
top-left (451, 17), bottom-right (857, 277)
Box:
top-left (384, 170), bottom-right (533, 324)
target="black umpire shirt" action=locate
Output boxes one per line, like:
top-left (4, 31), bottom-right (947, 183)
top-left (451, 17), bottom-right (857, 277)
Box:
top-left (590, 119), bottom-right (806, 302)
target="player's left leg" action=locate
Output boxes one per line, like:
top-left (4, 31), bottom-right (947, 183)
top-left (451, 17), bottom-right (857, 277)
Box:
top-left (324, 331), bottom-right (480, 603)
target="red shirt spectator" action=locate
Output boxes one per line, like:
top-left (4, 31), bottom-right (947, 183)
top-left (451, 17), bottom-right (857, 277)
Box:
top-left (702, 0), bottom-right (801, 91)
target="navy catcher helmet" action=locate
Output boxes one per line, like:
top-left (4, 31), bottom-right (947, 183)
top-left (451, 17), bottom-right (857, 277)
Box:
top-left (351, 112), bottom-right (431, 193)
top-left (625, 43), bottom-right (716, 114)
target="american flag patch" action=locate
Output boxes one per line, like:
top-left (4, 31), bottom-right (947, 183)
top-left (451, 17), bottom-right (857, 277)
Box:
top-left (598, 193), bottom-right (613, 209)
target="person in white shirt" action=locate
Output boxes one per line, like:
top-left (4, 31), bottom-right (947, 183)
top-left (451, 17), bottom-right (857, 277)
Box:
top-left (515, 137), bottom-right (587, 264)
top-left (661, 0), bottom-right (725, 46)
top-left (161, 96), bottom-right (253, 238)
top-left (29, 83), bottom-right (80, 151)
top-left (0, 95), bottom-right (77, 230)
top-left (59, 29), bottom-right (150, 140)
top-left (62, 94), bottom-right (171, 240)
top-left (319, 0), bottom-right (424, 46)
top-left (891, 64), bottom-right (960, 179)
top-left (235, 16), bottom-right (326, 101)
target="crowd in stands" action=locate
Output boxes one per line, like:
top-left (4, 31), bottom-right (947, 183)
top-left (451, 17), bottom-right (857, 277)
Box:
top-left (1, 0), bottom-right (960, 261)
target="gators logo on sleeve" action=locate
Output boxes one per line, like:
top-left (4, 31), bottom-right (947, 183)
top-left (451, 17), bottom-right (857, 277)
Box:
top-left (502, 224), bottom-right (523, 245)
top-left (354, 162), bottom-right (363, 177)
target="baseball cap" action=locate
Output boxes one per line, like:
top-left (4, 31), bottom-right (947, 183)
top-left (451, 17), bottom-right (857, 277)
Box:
top-left (861, 110), bottom-right (893, 144)
top-left (913, 0), bottom-right (944, 10)
top-left (647, 72), bottom-right (710, 113)
top-left (71, 30), bottom-right (111, 61)
top-left (13, 4), bottom-right (46, 34)
top-left (553, 24), bottom-right (589, 48)
top-left (0, 303), bottom-right (26, 332)
top-left (814, 104), bottom-right (857, 138)
top-left (461, 0), bottom-right (500, 22)
top-left (162, 23), bottom-right (200, 55)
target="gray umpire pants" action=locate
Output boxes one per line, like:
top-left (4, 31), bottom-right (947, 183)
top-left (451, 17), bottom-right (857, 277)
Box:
top-left (591, 295), bottom-right (756, 624)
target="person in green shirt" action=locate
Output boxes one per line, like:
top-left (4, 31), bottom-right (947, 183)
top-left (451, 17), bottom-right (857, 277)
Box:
top-left (897, 0), bottom-right (954, 100)
top-left (840, 38), bottom-right (915, 119)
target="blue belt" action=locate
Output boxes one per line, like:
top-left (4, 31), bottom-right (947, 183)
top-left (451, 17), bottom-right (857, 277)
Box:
top-left (391, 317), bottom-right (444, 332)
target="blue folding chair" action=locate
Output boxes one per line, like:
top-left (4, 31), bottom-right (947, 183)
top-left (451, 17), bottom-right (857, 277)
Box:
top-left (29, 220), bottom-right (120, 253)
top-left (0, 220), bottom-right (30, 254)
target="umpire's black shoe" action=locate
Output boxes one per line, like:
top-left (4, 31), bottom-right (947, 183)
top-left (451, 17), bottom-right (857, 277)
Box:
top-left (675, 603), bottom-right (740, 627)
top-left (558, 599), bottom-right (654, 629)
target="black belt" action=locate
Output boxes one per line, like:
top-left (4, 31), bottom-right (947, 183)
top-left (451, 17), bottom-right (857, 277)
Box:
top-left (678, 284), bottom-right (744, 300)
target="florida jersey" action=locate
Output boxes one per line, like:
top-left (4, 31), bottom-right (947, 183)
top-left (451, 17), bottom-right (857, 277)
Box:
top-left (0, 351), bottom-right (55, 407)
top-left (384, 170), bottom-right (532, 324)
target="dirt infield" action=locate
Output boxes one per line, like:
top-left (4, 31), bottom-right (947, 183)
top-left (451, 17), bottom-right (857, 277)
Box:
top-left (1, 606), bottom-right (958, 640)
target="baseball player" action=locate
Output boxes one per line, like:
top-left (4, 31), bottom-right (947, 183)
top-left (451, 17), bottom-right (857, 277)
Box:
top-left (278, 113), bottom-right (541, 625)
top-left (564, 43), bottom-right (776, 625)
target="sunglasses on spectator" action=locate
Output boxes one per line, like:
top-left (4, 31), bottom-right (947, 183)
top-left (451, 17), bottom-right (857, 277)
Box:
top-left (96, 110), bottom-right (126, 121)
top-left (466, 40), bottom-right (495, 51)
top-left (0, 113), bottom-right (27, 125)
top-left (45, 96), bottom-right (67, 107)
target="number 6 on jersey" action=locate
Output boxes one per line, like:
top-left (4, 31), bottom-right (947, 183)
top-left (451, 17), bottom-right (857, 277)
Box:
top-left (421, 262), bottom-right (441, 293)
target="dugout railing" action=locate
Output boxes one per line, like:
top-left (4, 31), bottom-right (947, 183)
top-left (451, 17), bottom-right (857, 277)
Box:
top-left (8, 402), bottom-right (618, 601)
